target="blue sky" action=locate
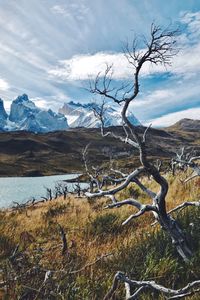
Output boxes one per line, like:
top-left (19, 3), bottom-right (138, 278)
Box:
top-left (0, 0), bottom-right (200, 126)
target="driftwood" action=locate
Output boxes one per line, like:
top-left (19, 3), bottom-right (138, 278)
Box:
top-left (104, 272), bottom-right (200, 300)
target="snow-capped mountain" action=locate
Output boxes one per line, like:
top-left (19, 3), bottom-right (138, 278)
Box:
top-left (9, 94), bottom-right (38, 123)
top-left (1, 94), bottom-right (68, 133)
top-left (0, 95), bottom-right (141, 133)
top-left (59, 101), bottom-right (141, 128)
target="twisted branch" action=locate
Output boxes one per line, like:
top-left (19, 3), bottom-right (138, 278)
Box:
top-left (104, 272), bottom-right (200, 300)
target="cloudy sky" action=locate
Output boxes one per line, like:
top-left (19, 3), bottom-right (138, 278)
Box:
top-left (0, 0), bottom-right (200, 126)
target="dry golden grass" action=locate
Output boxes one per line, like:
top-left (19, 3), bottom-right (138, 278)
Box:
top-left (1, 172), bottom-right (199, 263)
top-left (0, 172), bottom-right (200, 299)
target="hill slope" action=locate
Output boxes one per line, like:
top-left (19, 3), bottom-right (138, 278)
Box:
top-left (0, 173), bottom-right (200, 299)
top-left (0, 119), bottom-right (199, 176)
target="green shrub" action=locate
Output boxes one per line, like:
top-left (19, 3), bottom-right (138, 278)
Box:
top-left (44, 204), bottom-right (68, 219)
top-left (87, 213), bottom-right (121, 237)
top-left (0, 235), bottom-right (16, 258)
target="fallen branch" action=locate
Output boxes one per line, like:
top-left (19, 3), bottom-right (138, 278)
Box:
top-left (104, 272), bottom-right (200, 300)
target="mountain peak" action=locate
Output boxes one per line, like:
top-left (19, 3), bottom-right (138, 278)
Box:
top-left (0, 98), bottom-right (8, 129)
top-left (68, 101), bottom-right (83, 107)
top-left (59, 101), bottom-right (141, 128)
top-left (167, 118), bottom-right (200, 132)
top-left (14, 93), bottom-right (29, 103)
top-left (3, 94), bottom-right (69, 133)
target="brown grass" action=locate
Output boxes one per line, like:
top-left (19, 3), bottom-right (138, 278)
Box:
top-left (0, 172), bottom-right (200, 299)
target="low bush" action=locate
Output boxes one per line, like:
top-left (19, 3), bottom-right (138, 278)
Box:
top-left (43, 204), bottom-right (68, 219)
top-left (87, 212), bottom-right (122, 237)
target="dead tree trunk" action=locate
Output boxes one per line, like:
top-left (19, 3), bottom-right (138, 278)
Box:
top-left (86, 23), bottom-right (200, 262)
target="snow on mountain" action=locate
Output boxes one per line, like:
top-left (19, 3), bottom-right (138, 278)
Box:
top-left (20, 113), bottom-right (44, 132)
top-left (59, 101), bottom-right (141, 128)
top-left (0, 95), bottom-right (140, 133)
top-left (0, 98), bottom-right (8, 130)
top-left (2, 94), bottom-right (68, 133)
top-left (9, 94), bottom-right (39, 123)
top-left (35, 109), bottom-right (68, 132)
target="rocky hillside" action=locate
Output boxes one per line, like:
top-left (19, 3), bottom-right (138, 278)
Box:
top-left (166, 118), bottom-right (200, 132)
top-left (0, 119), bottom-right (199, 176)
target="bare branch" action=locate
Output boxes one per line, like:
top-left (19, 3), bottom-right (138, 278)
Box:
top-left (142, 124), bottom-right (152, 143)
top-left (173, 147), bottom-right (200, 183)
top-left (152, 201), bottom-right (200, 226)
top-left (104, 198), bottom-right (157, 225)
top-left (167, 201), bottom-right (200, 215)
top-left (132, 178), bottom-right (156, 199)
top-left (104, 272), bottom-right (200, 300)
top-left (85, 167), bottom-right (145, 198)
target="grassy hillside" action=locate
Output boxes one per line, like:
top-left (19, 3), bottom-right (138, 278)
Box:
top-left (0, 120), bottom-right (200, 176)
top-left (0, 171), bottom-right (200, 299)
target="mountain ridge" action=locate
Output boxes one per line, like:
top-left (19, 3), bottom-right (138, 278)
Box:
top-left (0, 95), bottom-right (141, 132)
top-left (0, 94), bottom-right (68, 133)
top-left (166, 118), bottom-right (200, 132)
top-left (0, 95), bottom-right (199, 133)
top-left (58, 101), bottom-right (141, 128)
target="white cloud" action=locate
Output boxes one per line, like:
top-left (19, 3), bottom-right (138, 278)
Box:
top-left (3, 100), bottom-right (12, 112)
top-left (51, 2), bottom-right (89, 20)
top-left (31, 93), bottom-right (70, 112)
top-left (132, 89), bottom-right (175, 108)
top-left (171, 41), bottom-right (200, 78)
top-left (32, 98), bottom-right (48, 110)
top-left (0, 2), bottom-right (199, 123)
top-left (51, 5), bottom-right (69, 16)
top-left (0, 78), bottom-right (9, 91)
top-left (48, 11), bottom-right (200, 82)
top-left (180, 11), bottom-right (200, 40)
top-left (129, 81), bottom-right (200, 124)
top-left (146, 107), bottom-right (200, 127)
top-left (168, 11), bottom-right (200, 77)
top-left (48, 51), bottom-right (164, 81)
top-left (48, 38), bottom-right (200, 82)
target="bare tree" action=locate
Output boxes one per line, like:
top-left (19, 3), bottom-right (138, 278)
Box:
top-left (173, 147), bottom-right (200, 183)
top-left (82, 144), bottom-right (105, 192)
top-left (85, 24), bottom-right (200, 262)
top-left (41, 187), bottom-right (53, 201)
top-left (85, 23), bottom-right (200, 298)
top-left (83, 143), bottom-right (127, 193)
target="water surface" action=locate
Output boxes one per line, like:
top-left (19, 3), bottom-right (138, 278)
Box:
top-left (0, 174), bottom-right (83, 208)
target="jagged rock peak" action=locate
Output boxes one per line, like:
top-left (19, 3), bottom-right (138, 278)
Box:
top-left (6, 94), bottom-right (69, 133)
top-left (59, 100), bottom-right (141, 128)
top-left (0, 98), bottom-right (8, 120)
top-left (13, 93), bottom-right (29, 103)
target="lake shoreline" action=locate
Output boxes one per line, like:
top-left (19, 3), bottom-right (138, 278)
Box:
top-left (0, 173), bottom-right (87, 209)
